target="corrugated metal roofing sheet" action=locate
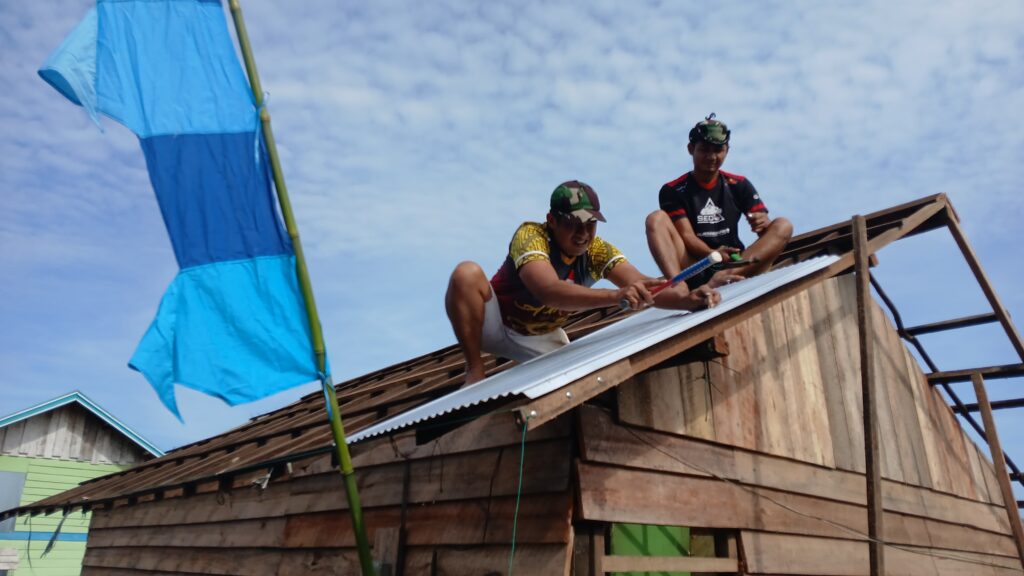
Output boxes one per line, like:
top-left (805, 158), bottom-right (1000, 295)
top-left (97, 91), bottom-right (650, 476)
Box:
top-left (348, 255), bottom-right (840, 443)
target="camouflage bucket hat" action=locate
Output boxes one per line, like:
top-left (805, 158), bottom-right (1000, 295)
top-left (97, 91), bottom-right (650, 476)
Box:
top-left (550, 180), bottom-right (606, 223)
top-left (689, 112), bottom-right (730, 145)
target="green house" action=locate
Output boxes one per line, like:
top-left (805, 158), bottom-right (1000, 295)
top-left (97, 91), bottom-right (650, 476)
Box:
top-left (0, 392), bottom-right (162, 575)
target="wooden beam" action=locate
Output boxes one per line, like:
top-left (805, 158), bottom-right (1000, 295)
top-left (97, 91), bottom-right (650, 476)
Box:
top-left (927, 363), bottom-right (1024, 384)
top-left (600, 555), bottom-right (738, 573)
top-left (946, 209), bottom-right (1024, 363)
top-left (853, 214), bottom-right (884, 576)
top-left (591, 525), bottom-right (605, 576)
top-left (960, 397), bottom-right (1024, 413)
top-left (971, 373), bottom-right (1024, 568)
top-left (903, 312), bottom-right (999, 336)
top-left (784, 193), bottom-right (949, 253)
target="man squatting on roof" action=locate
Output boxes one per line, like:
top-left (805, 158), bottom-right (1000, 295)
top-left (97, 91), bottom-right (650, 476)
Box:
top-left (446, 180), bottom-right (740, 384)
top-left (646, 114), bottom-right (793, 287)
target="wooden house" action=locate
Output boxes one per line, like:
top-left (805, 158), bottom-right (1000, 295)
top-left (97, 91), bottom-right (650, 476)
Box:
top-left (0, 391), bottom-right (162, 575)
top-left (3, 194), bottom-right (1023, 575)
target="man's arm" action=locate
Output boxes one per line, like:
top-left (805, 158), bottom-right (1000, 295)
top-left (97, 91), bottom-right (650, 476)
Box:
top-left (518, 259), bottom-right (644, 310)
top-left (605, 261), bottom-right (722, 311)
top-left (671, 217), bottom-right (741, 259)
top-left (735, 179), bottom-right (773, 236)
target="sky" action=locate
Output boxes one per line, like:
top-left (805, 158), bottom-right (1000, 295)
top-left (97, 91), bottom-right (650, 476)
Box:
top-left (1, 0), bottom-right (1022, 500)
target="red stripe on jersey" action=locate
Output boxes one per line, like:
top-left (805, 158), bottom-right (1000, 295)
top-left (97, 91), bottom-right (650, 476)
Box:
top-left (667, 208), bottom-right (687, 218)
top-left (664, 172), bottom-right (690, 188)
top-left (749, 202), bottom-right (767, 212)
top-left (720, 170), bottom-right (746, 182)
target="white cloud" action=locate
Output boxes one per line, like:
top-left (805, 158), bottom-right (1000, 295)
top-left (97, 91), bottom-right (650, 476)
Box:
top-left (1, 0), bottom-right (1022, 479)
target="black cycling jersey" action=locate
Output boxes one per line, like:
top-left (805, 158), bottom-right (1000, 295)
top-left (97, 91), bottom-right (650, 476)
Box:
top-left (658, 170), bottom-right (767, 250)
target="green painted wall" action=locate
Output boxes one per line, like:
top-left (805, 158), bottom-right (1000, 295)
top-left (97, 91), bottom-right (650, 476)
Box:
top-left (0, 455), bottom-right (127, 576)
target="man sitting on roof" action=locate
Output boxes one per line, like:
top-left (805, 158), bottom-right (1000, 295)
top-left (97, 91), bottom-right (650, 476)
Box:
top-left (646, 114), bottom-right (793, 286)
top-left (446, 180), bottom-right (731, 384)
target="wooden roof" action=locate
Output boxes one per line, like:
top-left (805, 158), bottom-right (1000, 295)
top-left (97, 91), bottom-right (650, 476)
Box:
top-left (5, 193), bottom-right (1020, 520)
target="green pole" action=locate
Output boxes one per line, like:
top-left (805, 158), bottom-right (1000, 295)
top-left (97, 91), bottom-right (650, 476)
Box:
top-left (227, 2), bottom-right (376, 575)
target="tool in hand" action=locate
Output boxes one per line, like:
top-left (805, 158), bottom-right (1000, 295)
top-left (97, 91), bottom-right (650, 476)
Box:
top-left (619, 251), bottom-right (723, 310)
top-left (717, 253), bottom-right (760, 269)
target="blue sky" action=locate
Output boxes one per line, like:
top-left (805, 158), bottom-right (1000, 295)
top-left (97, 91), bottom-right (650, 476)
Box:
top-left (1, 0), bottom-right (1022, 499)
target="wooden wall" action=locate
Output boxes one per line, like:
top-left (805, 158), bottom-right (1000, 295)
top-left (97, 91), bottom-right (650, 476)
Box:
top-left (0, 403), bottom-right (150, 465)
top-left (81, 412), bottom-right (576, 575)
top-left (598, 274), bottom-right (1020, 575)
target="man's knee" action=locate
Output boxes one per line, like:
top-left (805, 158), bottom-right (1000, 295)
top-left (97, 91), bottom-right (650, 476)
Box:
top-left (448, 261), bottom-right (489, 297)
top-left (769, 216), bottom-right (793, 241)
top-left (646, 210), bottom-right (671, 234)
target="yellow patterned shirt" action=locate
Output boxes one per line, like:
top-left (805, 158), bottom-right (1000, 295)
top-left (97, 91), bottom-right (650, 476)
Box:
top-left (490, 222), bottom-right (626, 335)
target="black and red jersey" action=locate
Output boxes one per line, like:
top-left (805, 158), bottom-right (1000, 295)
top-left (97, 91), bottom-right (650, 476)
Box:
top-left (658, 170), bottom-right (767, 250)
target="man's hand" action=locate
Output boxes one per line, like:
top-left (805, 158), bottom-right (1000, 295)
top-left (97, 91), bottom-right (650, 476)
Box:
top-left (746, 212), bottom-right (770, 234)
top-left (615, 278), bottom-right (658, 310)
top-left (684, 284), bottom-right (722, 310)
top-left (715, 246), bottom-right (742, 260)
top-left (707, 271), bottom-right (745, 288)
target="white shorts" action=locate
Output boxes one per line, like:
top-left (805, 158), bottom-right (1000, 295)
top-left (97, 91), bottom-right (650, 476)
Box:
top-left (482, 287), bottom-right (569, 363)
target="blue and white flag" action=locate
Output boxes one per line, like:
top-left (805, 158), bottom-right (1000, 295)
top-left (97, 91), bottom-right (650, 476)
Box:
top-left (39, 0), bottom-right (319, 419)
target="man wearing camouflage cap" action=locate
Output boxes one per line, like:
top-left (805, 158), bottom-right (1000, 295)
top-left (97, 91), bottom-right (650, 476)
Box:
top-left (447, 180), bottom-right (727, 384)
top-left (646, 114), bottom-right (792, 285)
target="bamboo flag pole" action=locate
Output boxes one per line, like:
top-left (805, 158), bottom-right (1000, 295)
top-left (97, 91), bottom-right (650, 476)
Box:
top-left (227, 2), bottom-right (376, 575)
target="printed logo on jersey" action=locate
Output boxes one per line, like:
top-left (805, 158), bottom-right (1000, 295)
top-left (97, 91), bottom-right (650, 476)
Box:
top-left (697, 198), bottom-right (725, 224)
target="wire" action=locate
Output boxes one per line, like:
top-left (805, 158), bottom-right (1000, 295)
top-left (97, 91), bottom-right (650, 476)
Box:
top-left (507, 414), bottom-right (531, 576)
top-left (620, 425), bottom-right (1024, 572)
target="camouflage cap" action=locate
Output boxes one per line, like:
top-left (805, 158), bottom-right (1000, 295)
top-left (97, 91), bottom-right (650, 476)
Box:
top-left (550, 180), bottom-right (606, 223)
top-left (688, 113), bottom-right (730, 145)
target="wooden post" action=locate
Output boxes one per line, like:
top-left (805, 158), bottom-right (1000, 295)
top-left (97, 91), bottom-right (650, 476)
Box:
top-left (971, 372), bottom-right (1024, 567)
top-left (853, 215), bottom-right (885, 576)
top-left (945, 211), bottom-right (1024, 363)
top-left (591, 526), bottom-right (605, 576)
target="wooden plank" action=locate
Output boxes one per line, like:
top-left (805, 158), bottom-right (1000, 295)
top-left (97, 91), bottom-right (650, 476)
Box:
top-left (20, 410), bottom-right (49, 456)
top-left (347, 411), bottom-right (571, 470)
top-left (90, 438), bottom-right (573, 530)
top-left (714, 320), bottom-right (760, 451)
top-left (904, 312), bottom-right (999, 336)
top-left (570, 524), bottom-right (593, 576)
top-left (576, 460), bottom-right (1018, 557)
top-left (600, 555), bottom-right (738, 572)
top-left (84, 546), bottom-right (362, 575)
top-left (577, 405), bottom-right (1012, 536)
top-left (833, 274), bottom-right (867, 474)
top-left (521, 358), bottom-right (634, 430)
top-left (618, 365), bottom-right (686, 434)
top-left (741, 531), bottom-right (1022, 576)
top-left (403, 544), bottom-right (571, 576)
top-left (873, 304), bottom-right (915, 485)
top-left (782, 289), bottom-right (835, 467)
top-left (854, 213), bottom-right (884, 576)
top-left (976, 440), bottom-right (1005, 506)
top-left (592, 525), bottom-right (605, 576)
top-left (282, 493), bottom-right (572, 547)
top-left (927, 362), bottom-right (1024, 384)
top-left (678, 362), bottom-right (716, 441)
top-left (972, 373), bottom-right (1024, 567)
top-left (808, 279), bottom-right (857, 471)
top-left (928, 369), bottom-right (976, 498)
top-left (0, 548), bottom-right (18, 570)
top-left (899, 334), bottom-right (941, 493)
top-left (752, 305), bottom-right (794, 460)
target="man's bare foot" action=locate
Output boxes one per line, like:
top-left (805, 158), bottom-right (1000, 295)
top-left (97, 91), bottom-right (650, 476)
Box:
top-left (463, 369), bottom-right (486, 386)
